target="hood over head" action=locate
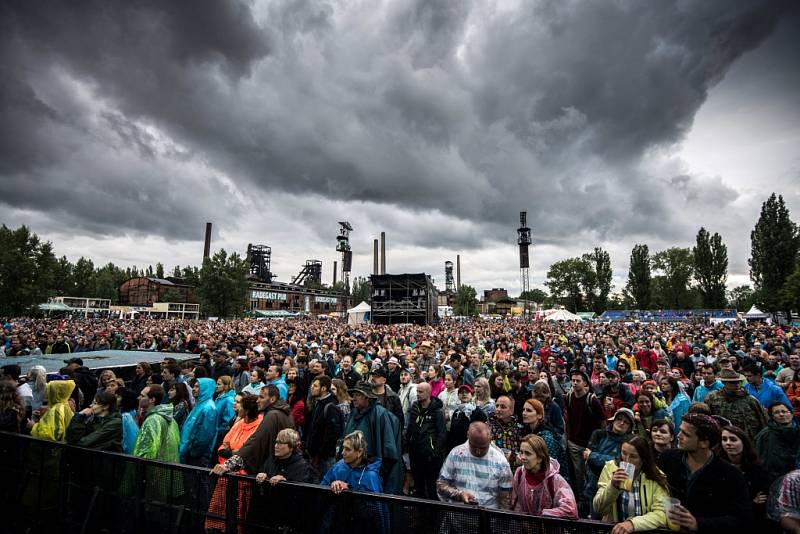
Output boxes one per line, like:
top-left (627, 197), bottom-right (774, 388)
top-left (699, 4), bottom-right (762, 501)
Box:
top-left (196, 377), bottom-right (216, 403)
top-left (48, 380), bottom-right (75, 406)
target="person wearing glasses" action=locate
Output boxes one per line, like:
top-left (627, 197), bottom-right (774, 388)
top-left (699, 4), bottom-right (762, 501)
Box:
top-left (256, 428), bottom-right (316, 485)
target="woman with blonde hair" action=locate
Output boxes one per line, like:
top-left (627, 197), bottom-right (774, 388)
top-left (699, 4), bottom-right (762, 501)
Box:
top-left (473, 377), bottom-right (495, 416)
top-left (511, 434), bottom-right (578, 518)
top-left (27, 365), bottom-right (48, 412)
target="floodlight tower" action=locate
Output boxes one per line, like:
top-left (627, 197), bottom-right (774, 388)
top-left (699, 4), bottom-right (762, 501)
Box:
top-left (336, 221), bottom-right (353, 295)
top-left (517, 211), bottom-right (532, 317)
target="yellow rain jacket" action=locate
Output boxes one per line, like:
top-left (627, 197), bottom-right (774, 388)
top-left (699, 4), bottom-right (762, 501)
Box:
top-left (31, 380), bottom-right (76, 442)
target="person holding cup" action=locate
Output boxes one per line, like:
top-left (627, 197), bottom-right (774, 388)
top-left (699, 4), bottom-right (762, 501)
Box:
top-left (593, 436), bottom-right (669, 533)
top-left (657, 412), bottom-right (751, 532)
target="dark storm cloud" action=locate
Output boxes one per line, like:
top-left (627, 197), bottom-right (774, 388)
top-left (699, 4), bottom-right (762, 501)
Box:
top-left (0, 0), bottom-right (795, 249)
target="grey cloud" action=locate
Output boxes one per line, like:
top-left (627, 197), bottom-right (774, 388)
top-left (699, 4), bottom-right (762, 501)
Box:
top-left (0, 0), bottom-right (796, 254)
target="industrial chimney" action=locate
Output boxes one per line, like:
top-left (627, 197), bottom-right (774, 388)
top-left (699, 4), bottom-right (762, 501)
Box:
top-left (457, 254), bottom-right (461, 289)
top-left (333, 260), bottom-right (338, 286)
top-left (380, 232), bottom-right (386, 274)
top-left (203, 222), bottom-right (212, 260)
top-left (373, 239), bottom-right (379, 275)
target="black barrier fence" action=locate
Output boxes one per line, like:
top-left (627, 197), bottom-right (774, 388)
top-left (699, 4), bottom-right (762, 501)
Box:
top-left (0, 432), bottom-right (660, 534)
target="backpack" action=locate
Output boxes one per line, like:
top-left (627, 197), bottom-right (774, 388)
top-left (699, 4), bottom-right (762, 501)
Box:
top-left (567, 390), bottom-right (598, 418)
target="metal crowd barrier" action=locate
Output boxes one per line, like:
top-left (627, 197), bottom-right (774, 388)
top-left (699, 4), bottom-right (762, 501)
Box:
top-left (1, 431), bottom-right (637, 534)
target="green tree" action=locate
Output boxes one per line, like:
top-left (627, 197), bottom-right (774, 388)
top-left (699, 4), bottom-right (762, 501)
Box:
top-left (780, 263), bottom-right (800, 315)
top-left (545, 258), bottom-right (590, 312)
top-left (72, 257), bottom-right (95, 295)
top-left (91, 263), bottom-right (124, 302)
top-left (750, 193), bottom-right (800, 313)
top-left (350, 276), bottom-right (371, 304)
top-left (583, 247), bottom-right (612, 313)
top-left (197, 249), bottom-right (249, 318)
top-left (728, 285), bottom-right (755, 311)
top-left (651, 248), bottom-right (695, 309)
top-left (626, 244), bottom-right (651, 309)
top-left (519, 288), bottom-right (548, 303)
top-left (181, 266), bottom-right (201, 287)
top-left (161, 289), bottom-right (186, 303)
top-left (693, 228), bottom-right (728, 308)
top-left (52, 255), bottom-right (75, 296)
top-left (0, 225), bottom-right (57, 315)
top-left (454, 285), bottom-right (479, 316)
top-left (172, 265), bottom-right (182, 277)
top-left (155, 262), bottom-right (165, 278)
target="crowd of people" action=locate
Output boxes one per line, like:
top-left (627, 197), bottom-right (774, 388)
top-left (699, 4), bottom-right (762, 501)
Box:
top-left (3, 315), bottom-right (800, 532)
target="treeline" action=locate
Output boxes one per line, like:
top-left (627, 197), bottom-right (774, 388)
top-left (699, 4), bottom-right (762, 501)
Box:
top-left (523, 193), bottom-right (800, 314)
top-left (0, 224), bottom-right (250, 317)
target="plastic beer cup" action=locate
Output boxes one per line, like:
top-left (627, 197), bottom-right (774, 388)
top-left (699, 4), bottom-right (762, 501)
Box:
top-left (664, 497), bottom-right (681, 531)
top-left (619, 461), bottom-right (635, 492)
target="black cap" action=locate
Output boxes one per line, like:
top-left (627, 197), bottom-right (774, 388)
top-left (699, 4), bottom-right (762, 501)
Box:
top-left (371, 367), bottom-right (387, 378)
top-left (64, 357), bottom-right (84, 366)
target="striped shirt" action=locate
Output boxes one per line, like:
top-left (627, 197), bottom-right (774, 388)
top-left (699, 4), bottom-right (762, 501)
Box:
top-left (438, 442), bottom-right (513, 508)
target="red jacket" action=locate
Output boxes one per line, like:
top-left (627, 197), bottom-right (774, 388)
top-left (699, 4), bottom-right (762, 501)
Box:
top-left (636, 349), bottom-right (658, 374)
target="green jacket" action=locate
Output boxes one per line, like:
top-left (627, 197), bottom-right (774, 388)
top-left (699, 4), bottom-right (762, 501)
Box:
top-left (133, 404), bottom-right (180, 462)
top-left (593, 459), bottom-right (669, 531)
top-left (125, 404), bottom-right (183, 503)
top-left (344, 400), bottom-right (402, 494)
top-left (65, 411), bottom-right (123, 452)
top-left (755, 420), bottom-right (800, 484)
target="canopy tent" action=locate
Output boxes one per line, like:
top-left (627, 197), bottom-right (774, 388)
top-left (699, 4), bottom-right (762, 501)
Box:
top-left (347, 301), bottom-right (371, 326)
top-left (743, 305), bottom-right (769, 320)
top-left (545, 308), bottom-right (583, 322)
top-left (38, 302), bottom-right (74, 311)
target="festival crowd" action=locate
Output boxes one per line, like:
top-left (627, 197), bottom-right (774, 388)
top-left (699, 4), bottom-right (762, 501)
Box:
top-left (3, 316), bottom-right (800, 532)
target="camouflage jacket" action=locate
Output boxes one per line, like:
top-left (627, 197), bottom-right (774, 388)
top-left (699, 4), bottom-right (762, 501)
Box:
top-left (706, 388), bottom-right (768, 441)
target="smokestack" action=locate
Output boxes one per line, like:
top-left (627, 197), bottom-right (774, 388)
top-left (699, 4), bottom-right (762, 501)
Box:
top-left (333, 261), bottom-right (338, 286)
top-left (373, 239), bottom-right (379, 275)
top-left (380, 232), bottom-right (386, 274)
top-left (203, 222), bottom-right (212, 260)
top-left (457, 254), bottom-right (461, 289)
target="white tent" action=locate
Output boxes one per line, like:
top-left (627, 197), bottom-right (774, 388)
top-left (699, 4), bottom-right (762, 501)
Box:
top-left (545, 308), bottom-right (582, 321)
top-left (347, 301), bottom-right (371, 325)
top-left (744, 305), bottom-right (768, 320)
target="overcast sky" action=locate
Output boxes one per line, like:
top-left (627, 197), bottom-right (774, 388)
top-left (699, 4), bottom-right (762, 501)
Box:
top-left (2, 0), bottom-right (798, 298)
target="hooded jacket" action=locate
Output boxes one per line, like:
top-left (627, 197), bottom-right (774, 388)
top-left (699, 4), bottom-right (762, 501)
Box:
top-left (231, 399), bottom-right (295, 474)
top-left (132, 403), bottom-right (180, 462)
top-left (214, 388), bottom-right (236, 442)
top-left (344, 400), bottom-right (403, 494)
top-left (31, 380), bottom-right (75, 442)
top-left (755, 419), bottom-right (800, 484)
top-left (321, 456), bottom-right (384, 493)
top-left (511, 458), bottom-right (578, 519)
top-left (583, 428), bottom-right (631, 500)
top-left (320, 457), bottom-right (389, 533)
top-left (180, 377), bottom-right (218, 463)
top-left (593, 459), bottom-right (669, 530)
top-left (406, 396), bottom-right (446, 460)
